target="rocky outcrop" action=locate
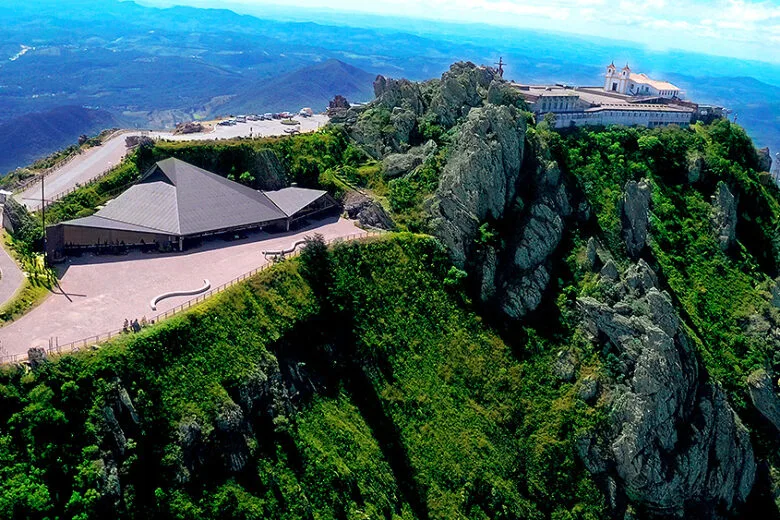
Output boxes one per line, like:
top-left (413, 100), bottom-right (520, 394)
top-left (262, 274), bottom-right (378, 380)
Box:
top-left (747, 368), bottom-right (780, 433)
top-left (214, 399), bottom-right (251, 473)
top-left (621, 180), bottom-right (651, 259)
top-left (711, 182), bottom-right (738, 251)
top-left (577, 260), bottom-right (756, 518)
top-left (429, 62), bottom-right (497, 127)
top-left (429, 103), bottom-right (572, 320)
top-left (27, 347), bottom-right (48, 369)
top-left (173, 121), bottom-right (205, 135)
top-left (373, 75), bottom-right (425, 116)
top-left (383, 152), bottom-right (423, 178)
top-left (757, 147), bottom-right (773, 173)
top-left (430, 104), bottom-right (526, 268)
top-left (344, 192), bottom-right (395, 230)
top-left (328, 94), bottom-right (350, 111)
top-left (772, 278), bottom-right (780, 309)
top-left (687, 152), bottom-right (706, 183)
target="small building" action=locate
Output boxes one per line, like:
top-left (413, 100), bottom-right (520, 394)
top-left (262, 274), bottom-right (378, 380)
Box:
top-left (46, 158), bottom-right (337, 259)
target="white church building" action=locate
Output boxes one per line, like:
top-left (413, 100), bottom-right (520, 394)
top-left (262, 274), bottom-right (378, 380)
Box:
top-left (603, 62), bottom-right (681, 98)
top-left (512, 62), bottom-right (709, 129)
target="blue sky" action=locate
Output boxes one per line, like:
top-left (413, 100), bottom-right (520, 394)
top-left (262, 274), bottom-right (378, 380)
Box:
top-left (142, 0), bottom-right (780, 63)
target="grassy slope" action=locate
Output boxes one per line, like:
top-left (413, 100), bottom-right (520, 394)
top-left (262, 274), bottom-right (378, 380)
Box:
top-left (0, 235), bottom-right (605, 520)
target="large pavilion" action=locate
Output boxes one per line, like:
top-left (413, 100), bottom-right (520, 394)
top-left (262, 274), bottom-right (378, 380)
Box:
top-left (46, 158), bottom-right (337, 258)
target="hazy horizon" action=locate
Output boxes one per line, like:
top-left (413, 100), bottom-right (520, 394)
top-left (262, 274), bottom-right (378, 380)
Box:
top-left (138, 0), bottom-right (780, 65)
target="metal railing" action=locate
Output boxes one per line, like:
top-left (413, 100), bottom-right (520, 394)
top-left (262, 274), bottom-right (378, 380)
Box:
top-left (26, 166), bottom-right (121, 212)
top-left (0, 231), bottom-right (382, 365)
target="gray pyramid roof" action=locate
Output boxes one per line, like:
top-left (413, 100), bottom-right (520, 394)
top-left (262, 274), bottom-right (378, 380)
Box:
top-left (65, 158), bottom-right (295, 236)
top-left (265, 187), bottom-right (328, 217)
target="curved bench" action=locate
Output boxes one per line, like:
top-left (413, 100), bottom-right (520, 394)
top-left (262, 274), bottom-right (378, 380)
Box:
top-left (262, 239), bottom-right (308, 259)
top-left (150, 279), bottom-right (210, 311)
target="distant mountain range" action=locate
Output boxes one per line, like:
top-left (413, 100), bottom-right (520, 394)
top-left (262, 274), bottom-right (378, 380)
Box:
top-left (0, 0), bottom-right (778, 174)
top-left (0, 106), bottom-right (116, 174)
top-left (224, 59), bottom-right (376, 115)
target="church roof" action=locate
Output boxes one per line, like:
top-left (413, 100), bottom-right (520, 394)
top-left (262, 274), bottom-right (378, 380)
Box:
top-left (629, 73), bottom-right (680, 91)
top-left (62, 158), bottom-right (329, 237)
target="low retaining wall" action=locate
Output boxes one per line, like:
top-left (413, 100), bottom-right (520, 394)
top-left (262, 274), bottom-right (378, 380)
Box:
top-left (150, 279), bottom-right (210, 311)
top-left (262, 239), bottom-right (308, 259)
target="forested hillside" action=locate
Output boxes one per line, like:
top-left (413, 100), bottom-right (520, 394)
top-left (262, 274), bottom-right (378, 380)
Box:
top-left (1, 63), bottom-right (780, 519)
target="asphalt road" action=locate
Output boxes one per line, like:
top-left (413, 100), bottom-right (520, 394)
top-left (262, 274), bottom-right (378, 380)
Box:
top-left (15, 115), bottom-right (330, 210)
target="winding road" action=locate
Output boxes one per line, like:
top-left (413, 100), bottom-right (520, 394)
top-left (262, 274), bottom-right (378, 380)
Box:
top-left (15, 115), bottom-right (329, 210)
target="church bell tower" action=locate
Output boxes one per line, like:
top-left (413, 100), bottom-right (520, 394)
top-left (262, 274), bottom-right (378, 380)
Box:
top-left (604, 62), bottom-right (618, 93)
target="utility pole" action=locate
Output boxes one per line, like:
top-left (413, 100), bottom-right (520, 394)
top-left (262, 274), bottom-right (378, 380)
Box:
top-left (41, 175), bottom-right (47, 266)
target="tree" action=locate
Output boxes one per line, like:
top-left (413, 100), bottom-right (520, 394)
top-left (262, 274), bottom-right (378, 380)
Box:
top-left (238, 171), bottom-right (255, 186)
top-left (298, 234), bottom-right (333, 302)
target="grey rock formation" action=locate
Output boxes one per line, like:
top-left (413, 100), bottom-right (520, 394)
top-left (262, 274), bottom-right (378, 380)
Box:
top-left (373, 75), bottom-right (425, 116)
top-left (600, 259), bottom-right (619, 281)
top-left (389, 107), bottom-right (417, 150)
top-left (585, 237), bottom-right (599, 271)
top-left (382, 152), bottom-right (423, 178)
top-left (430, 104), bottom-right (526, 268)
top-left (500, 162), bottom-right (571, 318)
top-left (553, 350), bottom-right (578, 381)
top-left (578, 260), bottom-right (756, 517)
top-left (102, 405), bottom-right (128, 456)
top-left (343, 192), bottom-right (395, 230)
top-left (578, 375), bottom-right (600, 403)
top-left (757, 147), bottom-right (773, 172)
top-left (772, 278), bottom-right (780, 309)
top-left (687, 152), bottom-right (705, 183)
top-left (711, 181), bottom-right (738, 251)
top-left (486, 79), bottom-right (526, 109)
top-left (27, 347), bottom-right (48, 369)
top-left (429, 62), bottom-right (496, 127)
top-left (429, 103), bottom-right (572, 320)
top-left (479, 245), bottom-right (498, 302)
top-left (176, 416), bottom-right (204, 484)
top-left (215, 399), bottom-right (250, 473)
top-left (747, 368), bottom-right (780, 433)
top-left (621, 180), bottom-right (651, 259)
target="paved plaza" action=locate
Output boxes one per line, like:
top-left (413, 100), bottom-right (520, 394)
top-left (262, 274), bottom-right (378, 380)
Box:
top-left (0, 217), bottom-right (363, 358)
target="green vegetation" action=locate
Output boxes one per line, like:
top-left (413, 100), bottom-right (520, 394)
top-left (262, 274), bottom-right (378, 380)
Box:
top-left (388, 147), bottom-right (448, 232)
top-left (3, 111), bottom-right (779, 519)
top-left (0, 235), bottom-right (606, 519)
top-left (0, 232), bottom-right (52, 327)
top-left (550, 120), bottom-right (780, 400)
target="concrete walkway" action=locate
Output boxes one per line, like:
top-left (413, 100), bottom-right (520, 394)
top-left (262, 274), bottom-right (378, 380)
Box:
top-left (0, 217), bottom-right (364, 358)
top-left (0, 239), bottom-right (25, 310)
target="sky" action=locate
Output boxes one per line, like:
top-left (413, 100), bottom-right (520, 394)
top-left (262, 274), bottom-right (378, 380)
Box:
top-left (141, 0), bottom-right (780, 63)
